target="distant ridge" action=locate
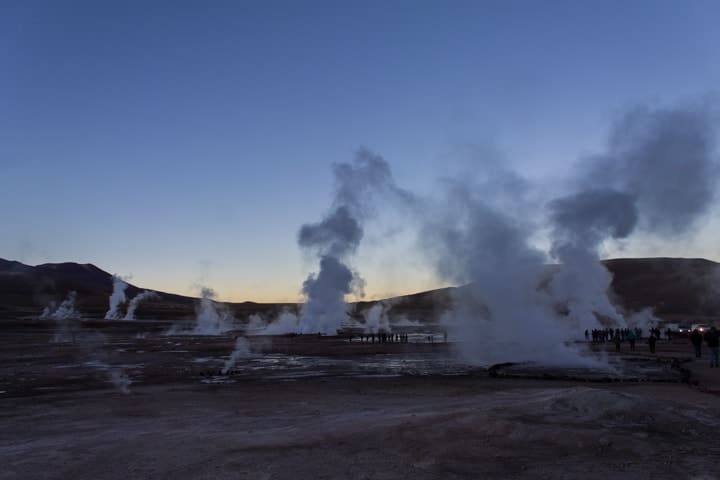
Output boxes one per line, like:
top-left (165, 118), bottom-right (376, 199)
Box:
top-left (602, 257), bottom-right (720, 317)
top-left (0, 259), bottom-right (295, 319)
top-left (0, 259), bottom-right (193, 318)
top-left (354, 257), bottom-right (720, 322)
top-left (0, 258), bottom-right (193, 302)
top-left (1, 257), bottom-right (719, 320)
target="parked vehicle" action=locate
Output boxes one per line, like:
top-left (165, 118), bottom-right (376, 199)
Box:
top-left (691, 323), bottom-right (711, 333)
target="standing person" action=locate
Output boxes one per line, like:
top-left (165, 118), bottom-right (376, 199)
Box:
top-left (627, 329), bottom-right (637, 351)
top-left (690, 329), bottom-right (703, 358)
top-left (705, 327), bottom-right (719, 368)
top-left (614, 334), bottom-right (622, 352)
top-left (648, 334), bottom-right (657, 354)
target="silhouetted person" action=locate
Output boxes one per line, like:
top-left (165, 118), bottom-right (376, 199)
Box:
top-left (704, 327), bottom-right (719, 368)
top-left (627, 329), bottom-right (636, 351)
top-left (614, 335), bottom-right (622, 352)
top-left (666, 328), bottom-right (673, 341)
top-left (648, 334), bottom-right (657, 354)
top-left (690, 329), bottom-right (703, 358)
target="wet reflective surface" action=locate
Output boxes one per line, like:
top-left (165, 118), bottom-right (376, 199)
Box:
top-left (205, 352), bottom-right (485, 382)
top-left (198, 351), bottom-right (685, 383)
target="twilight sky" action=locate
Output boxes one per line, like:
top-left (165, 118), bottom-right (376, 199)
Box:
top-left (2, 0), bottom-right (720, 302)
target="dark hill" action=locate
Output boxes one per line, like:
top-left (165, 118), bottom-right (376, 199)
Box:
top-left (1, 257), bottom-right (719, 321)
top-left (603, 257), bottom-right (720, 317)
top-left (0, 259), bottom-right (297, 319)
top-left (357, 257), bottom-right (720, 321)
top-left (0, 259), bottom-right (194, 317)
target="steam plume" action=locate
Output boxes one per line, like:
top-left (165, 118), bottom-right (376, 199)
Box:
top-left (165, 287), bottom-right (234, 335)
top-left (363, 303), bottom-right (391, 334)
top-left (42, 291), bottom-right (81, 343)
top-left (297, 148), bottom-right (408, 334)
top-left (246, 311), bottom-right (300, 335)
top-left (421, 182), bottom-right (589, 365)
top-left (419, 100), bottom-right (718, 365)
top-left (192, 287), bottom-right (234, 335)
top-left (41, 291), bottom-right (80, 321)
top-left (221, 337), bottom-right (252, 374)
top-left (547, 102), bottom-right (719, 332)
top-left (105, 275), bottom-right (129, 320)
top-left (124, 290), bottom-right (159, 320)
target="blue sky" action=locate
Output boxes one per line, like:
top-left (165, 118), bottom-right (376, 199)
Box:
top-left (2, 0), bottom-right (720, 301)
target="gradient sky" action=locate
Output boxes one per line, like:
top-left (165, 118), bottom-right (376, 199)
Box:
top-left (2, 0), bottom-right (720, 302)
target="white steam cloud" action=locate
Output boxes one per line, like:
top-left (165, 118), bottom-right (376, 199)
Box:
top-left (165, 287), bottom-right (235, 335)
top-left (105, 275), bottom-right (129, 320)
top-left (123, 290), bottom-right (159, 320)
top-left (363, 303), bottom-right (391, 334)
top-left (221, 337), bottom-right (252, 374)
top-left (418, 100), bottom-right (719, 366)
top-left (297, 148), bottom-right (410, 334)
top-left (192, 287), bottom-right (234, 334)
top-left (421, 181), bottom-right (592, 366)
top-left (246, 311), bottom-right (300, 335)
top-left (42, 291), bottom-right (81, 343)
top-left (547, 102), bottom-right (719, 334)
top-left (41, 290), bottom-right (81, 321)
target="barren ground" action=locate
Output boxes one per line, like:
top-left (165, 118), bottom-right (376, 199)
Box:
top-left (2, 320), bottom-right (719, 480)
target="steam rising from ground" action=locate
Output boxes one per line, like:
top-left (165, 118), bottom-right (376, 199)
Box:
top-left (105, 275), bottom-right (129, 319)
top-left (167, 287), bottom-right (235, 335)
top-left (41, 291), bottom-right (80, 321)
top-left (546, 103), bottom-right (717, 334)
top-left (193, 287), bottom-right (234, 334)
top-left (105, 276), bottom-right (159, 320)
top-left (107, 368), bottom-right (132, 394)
top-left (363, 303), bottom-right (391, 333)
top-left (81, 332), bottom-right (132, 394)
top-left (297, 148), bottom-right (410, 334)
top-left (246, 311), bottom-right (300, 335)
top-left (280, 102), bottom-right (716, 365)
top-left (221, 337), bottom-right (252, 374)
top-left (48, 323), bottom-right (132, 394)
top-left (418, 101), bottom-right (718, 366)
top-left (124, 290), bottom-right (159, 320)
top-left (42, 291), bottom-right (81, 343)
top-left (421, 182), bottom-right (594, 366)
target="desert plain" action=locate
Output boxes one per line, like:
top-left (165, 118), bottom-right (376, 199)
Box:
top-left (1, 318), bottom-right (719, 480)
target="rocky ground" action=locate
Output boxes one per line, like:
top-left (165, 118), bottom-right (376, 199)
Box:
top-left (1, 319), bottom-right (719, 480)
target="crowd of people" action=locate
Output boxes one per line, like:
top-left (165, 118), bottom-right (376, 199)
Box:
top-left (585, 325), bottom-right (719, 367)
top-left (586, 327), bottom-right (643, 345)
top-left (354, 332), bottom-right (410, 344)
top-left (351, 331), bottom-right (449, 345)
